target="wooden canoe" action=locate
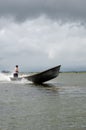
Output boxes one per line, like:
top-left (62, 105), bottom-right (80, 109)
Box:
top-left (24, 65), bottom-right (61, 84)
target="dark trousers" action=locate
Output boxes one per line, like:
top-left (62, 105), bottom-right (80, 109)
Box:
top-left (14, 73), bottom-right (18, 77)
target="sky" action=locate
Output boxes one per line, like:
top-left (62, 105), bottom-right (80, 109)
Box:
top-left (0, 0), bottom-right (86, 72)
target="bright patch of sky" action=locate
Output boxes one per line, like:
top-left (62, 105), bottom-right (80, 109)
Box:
top-left (0, 16), bottom-right (86, 71)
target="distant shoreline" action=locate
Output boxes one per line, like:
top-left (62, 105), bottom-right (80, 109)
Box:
top-left (1, 70), bottom-right (86, 74)
top-left (60, 71), bottom-right (86, 73)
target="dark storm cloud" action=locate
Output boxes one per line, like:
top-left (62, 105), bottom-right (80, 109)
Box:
top-left (0, 0), bottom-right (86, 22)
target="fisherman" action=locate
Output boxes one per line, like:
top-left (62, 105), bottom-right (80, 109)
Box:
top-left (13, 65), bottom-right (19, 77)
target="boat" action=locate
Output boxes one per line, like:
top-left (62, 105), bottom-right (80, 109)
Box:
top-left (24, 65), bottom-right (61, 84)
top-left (10, 65), bottom-right (61, 84)
top-left (10, 77), bottom-right (22, 81)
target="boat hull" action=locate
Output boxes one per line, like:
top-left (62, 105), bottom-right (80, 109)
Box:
top-left (24, 65), bottom-right (61, 84)
top-left (10, 65), bottom-right (61, 84)
top-left (10, 77), bottom-right (22, 81)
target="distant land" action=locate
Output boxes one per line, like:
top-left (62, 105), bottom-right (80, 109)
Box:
top-left (1, 66), bottom-right (86, 73)
top-left (1, 70), bottom-right (86, 74)
top-left (1, 70), bottom-right (10, 73)
top-left (61, 69), bottom-right (86, 73)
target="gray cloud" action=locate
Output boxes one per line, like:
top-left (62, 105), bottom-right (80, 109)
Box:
top-left (0, 1), bottom-right (86, 72)
top-left (0, 0), bottom-right (86, 23)
top-left (0, 17), bottom-right (86, 71)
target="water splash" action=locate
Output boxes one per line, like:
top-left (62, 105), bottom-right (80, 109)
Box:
top-left (0, 72), bottom-right (32, 84)
top-left (0, 73), bottom-right (11, 82)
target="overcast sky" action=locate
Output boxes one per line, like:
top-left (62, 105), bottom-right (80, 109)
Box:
top-left (0, 0), bottom-right (86, 72)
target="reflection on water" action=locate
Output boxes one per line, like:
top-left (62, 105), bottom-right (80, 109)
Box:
top-left (0, 73), bottom-right (86, 130)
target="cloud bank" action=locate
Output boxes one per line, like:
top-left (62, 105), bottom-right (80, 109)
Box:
top-left (0, 0), bottom-right (86, 71)
top-left (0, 0), bottom-right (86, 23)
top-left (0, 16), bottom-right (86, 71)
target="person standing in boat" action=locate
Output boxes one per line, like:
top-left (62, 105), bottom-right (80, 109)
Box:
top-left (13, 65), bottom-right (19, 77)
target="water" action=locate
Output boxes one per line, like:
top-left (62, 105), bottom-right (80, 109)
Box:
top-left (0, 72), bottom-right (86, 130)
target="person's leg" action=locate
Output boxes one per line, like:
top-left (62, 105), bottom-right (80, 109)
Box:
top-left (14, 73), bottom-right (18, 77)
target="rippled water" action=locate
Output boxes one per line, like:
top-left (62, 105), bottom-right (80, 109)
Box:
top-left (0, 73), bottom-right (86, 130)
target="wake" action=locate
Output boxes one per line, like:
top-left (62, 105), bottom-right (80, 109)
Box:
top-left (0, 73), bottom-right (31, 84)
top-left (0, 73), bottom-right (11, 82)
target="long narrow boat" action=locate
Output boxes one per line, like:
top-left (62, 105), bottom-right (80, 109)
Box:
top-left (10, 65), bottom-right (61, 84)
top-left (24, 65), bottom-right (61, 84)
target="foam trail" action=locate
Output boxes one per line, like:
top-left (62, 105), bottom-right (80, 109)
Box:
top-left (20, 78), bottom-right (32, 84)
top-left (0, 73), bottom-right (11, 81)
top-left (0, 73), bottom-right (33, 84)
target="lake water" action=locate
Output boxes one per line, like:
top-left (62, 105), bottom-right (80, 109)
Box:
top-left (0, 72), bottom-right (86, 130)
